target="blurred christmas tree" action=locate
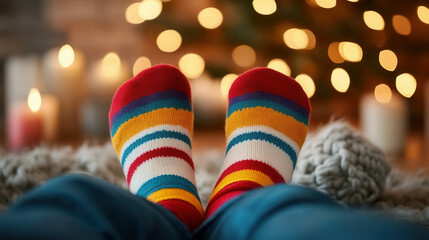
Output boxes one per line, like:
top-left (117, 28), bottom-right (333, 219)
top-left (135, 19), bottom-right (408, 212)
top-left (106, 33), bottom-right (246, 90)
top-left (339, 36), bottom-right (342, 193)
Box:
top-left (126, 0), bottom-right (429, 125)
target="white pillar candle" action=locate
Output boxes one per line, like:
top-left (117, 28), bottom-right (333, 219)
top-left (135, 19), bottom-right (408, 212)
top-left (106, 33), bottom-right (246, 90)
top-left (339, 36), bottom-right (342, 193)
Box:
top-left (360, 88), bottom-right (407, 155)
top-left (42, 45), bottom-right (85, 138)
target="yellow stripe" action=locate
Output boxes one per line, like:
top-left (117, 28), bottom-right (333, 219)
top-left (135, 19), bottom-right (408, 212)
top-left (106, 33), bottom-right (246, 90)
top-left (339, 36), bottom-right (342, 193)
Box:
top-left (147, 188), bottom-right (204, 216)
top-left (111, 108), bottom-right (193, 156)
top-left (226, 107), bottom-right (308, 146)
top-left (209, 169), bottom-right (274, 202)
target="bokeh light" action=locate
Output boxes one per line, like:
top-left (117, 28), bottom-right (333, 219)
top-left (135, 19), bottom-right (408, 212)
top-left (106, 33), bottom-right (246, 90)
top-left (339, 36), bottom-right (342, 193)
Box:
top-left (328, 42), bottom-right (345, 64)
top-left (132, 57), bottom-right (151, 76)
top-left (363, 11), bottom-right (385, 30)
top-left (232, 45), bottom-right (256, 67)
top-left (283, 28), bottom-right (309, 50)
top-left (198, 7), bottom-right (223, 29)
top-left (331, 68), bottom-right (350, 93)
top-left (315, 0), bottom-right (336, 9)
top-left (396, 73), bottom-right (417, 98)
top-left (27, 88), bottom-right (42, 113)
top-left (392, 15), bottom-right (411, 35)
top-left (58, 44), bottom-right (75, 68)
top-left (101, 52), bottom-right (121, 79)
top-left (339, 41), bottom-right (363, 62)
top-left (295, 74), bottom-right (315, 98)
top-left (252, 0), bottom-right (277, 15)
top-left (347, 0), bottom-right (359, 2)
top-left (156, 29), bottom-right (182, 53)
top-left (220, 73), bottom-right (238, 99)
top-left (303, 29), bottom-right (316, 50)
top-left (374, 84), bottom-right (392, 104)
top-left (139, 0), bottom-right (162, 20)
top-left (126, 2), bottom-right (144, 24)
top-left (267, 58), bottom-right (291, 76)
top-left (178, 53), bottom-right (205, 78)
top-left (417, 6), bottom-right (429, 24)
top-left (379, 50), bottom-right (398, 72)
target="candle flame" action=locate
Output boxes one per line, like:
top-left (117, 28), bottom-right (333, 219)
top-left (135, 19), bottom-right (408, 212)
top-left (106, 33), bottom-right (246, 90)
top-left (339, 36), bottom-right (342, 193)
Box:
top-left (58, 44), bottom-right (75, 68)
top-left (27, 88), bottom-right (42, 113)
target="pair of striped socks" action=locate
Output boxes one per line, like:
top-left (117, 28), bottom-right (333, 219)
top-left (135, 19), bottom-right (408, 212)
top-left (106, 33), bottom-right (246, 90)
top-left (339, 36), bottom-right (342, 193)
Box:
top-left (109, 65), bottom-right (310, 231)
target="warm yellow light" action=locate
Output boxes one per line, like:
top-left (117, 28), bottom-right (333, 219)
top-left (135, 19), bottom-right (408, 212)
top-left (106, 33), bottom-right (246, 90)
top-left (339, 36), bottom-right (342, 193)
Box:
top-left (339, 41), bottom-right (363, 62)
top-left (126, 2), bottom-right (144, 24)
top-left (396, 73), bottom-right (417, 98)
top-left (178, 53), bottom-right (205, 78)
top-left (267, 58), bottom-right (291, 76)
top-left (363, 11), bottom-right (385, 30)
top-left (198, 7), bottom-right (223, 29)
top-left (347, 0), bottom-right (359, 2)
top-left (101, 52), bottom-right (121, 79)
top-left (305, 0), bottom-right (318, 7)
top-left (221, 74), bottom-right (238, 99)
top-left (295, 74), bottom-right (315, 98)
top-left (331, 68), bottom-right (350, 93)
top-left (232, 45), bottom-right (256, 68)
top-left (139, 0), bottom-right (162, 20)
top-left (133, 57), bottom-right (151, 76)
top-left (303, 29), bottom-right (316, 50)
top-left (252, 0), bottom-right (277, 15)
top-left (379, 50), bottom-right (398, 72)
top-left (27, 88), bottom-right (42, 113)
top-left (392, 15), bottom-right (411, 35)
top-left (283, 28), bottom-right (309, 50)
top-left (417, 6), bottom-right (429, 24)
top-left (156, 29), bottom-right (182, 53)
top-left (374, 84), bottom-right (392, 104)
top-left (58, 44), bottom-right (75, 68)
top-left (315, 0), bottom-right (336, 9)
top-left (328, 42), bottom-right (344, 64)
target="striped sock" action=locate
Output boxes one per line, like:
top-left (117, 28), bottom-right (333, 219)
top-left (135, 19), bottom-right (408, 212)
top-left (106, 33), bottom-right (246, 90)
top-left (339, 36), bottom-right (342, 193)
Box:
top-left (109, 64), bottom-right (203, 231)
top-left (206, 67), bottom-right (311, 217)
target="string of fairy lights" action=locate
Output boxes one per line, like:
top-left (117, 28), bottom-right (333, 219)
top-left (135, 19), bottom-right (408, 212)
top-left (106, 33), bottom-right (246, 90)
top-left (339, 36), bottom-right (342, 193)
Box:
top-left (60, 0), bottom-right (429, 103)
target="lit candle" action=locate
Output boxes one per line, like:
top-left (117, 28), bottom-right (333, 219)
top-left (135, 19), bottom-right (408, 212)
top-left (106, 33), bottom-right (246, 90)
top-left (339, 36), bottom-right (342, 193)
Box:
top-left (360, 84), bottom-right (407, 155)
top-left (42, 44), bottom-right (85, 138)
top-left (7, 88), bottom-right (43, 150)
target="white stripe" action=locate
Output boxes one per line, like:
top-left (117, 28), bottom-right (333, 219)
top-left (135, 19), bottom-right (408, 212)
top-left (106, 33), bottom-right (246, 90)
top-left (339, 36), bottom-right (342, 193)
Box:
top-left (221, 140), bottom-right (294, 182)
top-left (227, 125), bottom-right (300, 154)
top-left (119, 124), bottom-right (191, 160)
top-left (129, 157), bottom-right (196, 194)
top-left (123, 138), bottom-right (192, 177)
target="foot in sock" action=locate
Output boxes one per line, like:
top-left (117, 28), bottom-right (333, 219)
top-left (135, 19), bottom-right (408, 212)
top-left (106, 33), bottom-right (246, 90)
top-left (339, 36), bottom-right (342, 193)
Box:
top-left (206, 67), bottom-right (311, 217)
top-left (109, 64), bottom-right (203, 231)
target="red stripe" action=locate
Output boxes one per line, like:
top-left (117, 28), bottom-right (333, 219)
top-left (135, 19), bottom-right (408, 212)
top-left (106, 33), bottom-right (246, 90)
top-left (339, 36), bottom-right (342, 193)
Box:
top-left (214, 160), bottom-right (285, 187)
top-left (208, 180), bottom-right (261, 209)
top-left (158, 199), bottom-right (204, 232)
top-left (126, 147), bottom-right (193, 185)
top-left (206, 190), bottom-right (247, 218)
top-left (109, 64), bottom-right (191, 119)
top-left (228, 67), bottom-right (310, 111)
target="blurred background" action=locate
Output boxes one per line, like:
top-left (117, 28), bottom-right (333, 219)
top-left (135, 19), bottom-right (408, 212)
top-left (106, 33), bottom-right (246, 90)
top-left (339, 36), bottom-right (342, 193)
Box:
top-left (0, 0), bottom-right (429, 168)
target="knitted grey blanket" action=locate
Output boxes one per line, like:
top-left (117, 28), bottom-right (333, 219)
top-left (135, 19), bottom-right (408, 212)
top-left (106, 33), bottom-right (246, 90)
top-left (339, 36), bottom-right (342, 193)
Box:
top-left (0, 122), bottom-right (428, 225)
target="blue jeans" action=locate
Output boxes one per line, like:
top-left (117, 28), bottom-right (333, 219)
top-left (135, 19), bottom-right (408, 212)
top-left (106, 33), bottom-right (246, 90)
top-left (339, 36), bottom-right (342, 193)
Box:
top-left (0, 174), bottom-right (427, 240)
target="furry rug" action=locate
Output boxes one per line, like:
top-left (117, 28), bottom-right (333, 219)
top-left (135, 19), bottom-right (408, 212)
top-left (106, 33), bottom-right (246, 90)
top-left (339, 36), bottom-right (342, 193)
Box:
top-left (1, 131), bottom-right (429, 225)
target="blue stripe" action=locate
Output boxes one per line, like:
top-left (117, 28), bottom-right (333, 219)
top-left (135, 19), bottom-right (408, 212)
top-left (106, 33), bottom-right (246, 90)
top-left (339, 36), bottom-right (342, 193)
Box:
top-left (136, 175), bottom-right (200, 201)
top-left (229, 91), bottom-right (309, 118)
top-left (121, 130), bottom-right (191, 166)
top-left (111, 98), bottom-right (192, 137)
top-left (111, 90), bottom-right (190, 126)
top-left (227, 99), bottom-right (308, 125)
top-left (226, 131), bottom-right (297, 167)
